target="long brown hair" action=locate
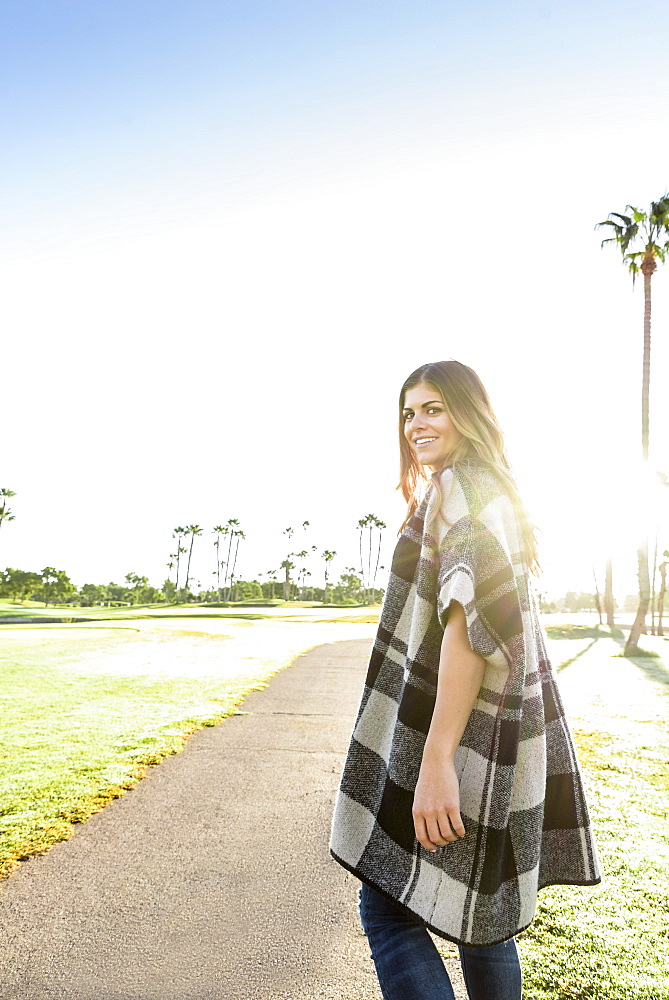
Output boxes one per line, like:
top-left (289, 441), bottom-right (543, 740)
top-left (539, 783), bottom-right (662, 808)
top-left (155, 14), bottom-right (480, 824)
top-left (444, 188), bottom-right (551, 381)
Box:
top-left (398, 360), bottom-right (540, 574)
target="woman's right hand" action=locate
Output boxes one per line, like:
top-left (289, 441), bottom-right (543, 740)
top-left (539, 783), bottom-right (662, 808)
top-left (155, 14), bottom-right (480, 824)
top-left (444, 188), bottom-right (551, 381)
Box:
top-left (412, 750), bottom-right (465, 852)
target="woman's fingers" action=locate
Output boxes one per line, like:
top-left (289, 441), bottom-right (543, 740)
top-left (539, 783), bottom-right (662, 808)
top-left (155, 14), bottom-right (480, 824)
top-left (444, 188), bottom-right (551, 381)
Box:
top-left (414, 814), bottom-right (445, 852)
top-left (414, 810), bottom-right (465, 851)
top-left (413, 815), bottom-right (434, 852)
top-left (426, 816), bottom-right (450, 847)
top-left (435, 812), bottom-right (460, 844)
top-left (446, 809), bottom-right (466, 839)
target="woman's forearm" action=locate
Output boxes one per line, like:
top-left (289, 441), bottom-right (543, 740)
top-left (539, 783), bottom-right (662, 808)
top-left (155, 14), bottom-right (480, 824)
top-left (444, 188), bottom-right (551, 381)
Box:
top-left (412, 600), bottom-right (486, 849)
top-left (423, 600), bottom-right (485, 762)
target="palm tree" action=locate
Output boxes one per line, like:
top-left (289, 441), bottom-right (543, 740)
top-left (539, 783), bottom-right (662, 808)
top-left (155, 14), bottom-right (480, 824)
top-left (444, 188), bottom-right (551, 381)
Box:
top-left (0, 488), bottom-right (16, 539)
top-left (309, 544), bottom-right (317, 596)
top-left (322, 550), bottom-right (336, 603)
top-left (650, 471), bottom-right (669, 634)
top-left (371, 517), bottom-right (386, 596)
top-left (172, 526), bottom-right (188, 593)
top-left (651, 536), bottom-right (659, 634)
top-left (604, 558), bottom-right (615, 629)
top-left (367, 516), bottom-right (376, 588)
top-left (228, 528), bottom-right (245, 598)
top-left (357, 515), bottom-right (372, 591)
top-left (213, 525), bottom-right (226, 595)
top-left (215, 524), bottom-right (230, 597)
top-left (294, 549), bottom-right (308, 598)
top-left (294, 522), bottom-right (314, 600)
top-left (357, 514), bottom-right (386, 601)
top-left (221, 519), bottom-right (240, 598)
top-left (597, 194), bottom-right (669, 654)
top-left (184, 524), bottom-right (203, 595)
top-left (591, 568), bottom-right (603, 627)
top-left (657, 552), bottom-right (668, 637)
top-left (280, 558), bottom-right (295, 601)
top-left (303, 570), bottom-right (313, 600)
top-left (265, 568), bottom-right (278, 600)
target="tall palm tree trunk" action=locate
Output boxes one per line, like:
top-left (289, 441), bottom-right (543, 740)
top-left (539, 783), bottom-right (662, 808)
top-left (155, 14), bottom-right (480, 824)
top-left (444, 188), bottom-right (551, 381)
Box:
top-left (650, 534), bottom-right (659, 634)
top-left (174, 534), bottom-right (186, 602)
top-left (641, 253), bottom-right (653, 462)
top-left (658, 561), bottom-right (667, 637)
top-left (591, 568), bottom-right (603, 626)
top-left (604, 558), bottom-right (615, 629)
top-left (224, 532), bottom-right (234, 600)
top-left (625, 251), bottom-right (655, 654)
top-left (373, 526), bottom-right (383, 592)
top-left (230, 534), bottom-right (242, 598)
top-left (367, 523), bottom-right (373, 602)
top-left (185, 532), bottom-right (195, 593)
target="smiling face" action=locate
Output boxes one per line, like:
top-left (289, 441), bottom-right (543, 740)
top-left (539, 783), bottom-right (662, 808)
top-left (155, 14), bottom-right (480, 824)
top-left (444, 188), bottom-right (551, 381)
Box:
top-left (402, 381), bottom-right (463, 473)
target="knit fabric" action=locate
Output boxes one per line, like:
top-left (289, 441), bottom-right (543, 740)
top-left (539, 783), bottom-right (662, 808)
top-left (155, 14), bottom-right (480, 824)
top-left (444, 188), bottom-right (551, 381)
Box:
top-left (329, 459), bottom-right (601, 947)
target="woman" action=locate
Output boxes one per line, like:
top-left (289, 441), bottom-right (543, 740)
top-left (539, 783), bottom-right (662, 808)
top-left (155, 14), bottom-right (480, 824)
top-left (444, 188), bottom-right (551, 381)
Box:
top-left (329, 360), bottom-right (601, 1000)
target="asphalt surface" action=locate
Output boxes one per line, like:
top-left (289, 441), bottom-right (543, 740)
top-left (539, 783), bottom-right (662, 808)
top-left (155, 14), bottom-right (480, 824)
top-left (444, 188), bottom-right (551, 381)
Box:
top-left (0, 638), bottom-right (468, 1000)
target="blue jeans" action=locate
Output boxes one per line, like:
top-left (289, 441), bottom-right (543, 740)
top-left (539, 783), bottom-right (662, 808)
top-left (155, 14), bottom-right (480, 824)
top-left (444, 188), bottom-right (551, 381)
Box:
top-left (358, 882), bottom-right (522, 1000)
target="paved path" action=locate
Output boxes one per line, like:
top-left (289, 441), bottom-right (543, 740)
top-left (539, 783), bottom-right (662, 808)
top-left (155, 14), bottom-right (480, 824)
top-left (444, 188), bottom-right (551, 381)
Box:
top-left (0, 639), bottom-right (468, 1000)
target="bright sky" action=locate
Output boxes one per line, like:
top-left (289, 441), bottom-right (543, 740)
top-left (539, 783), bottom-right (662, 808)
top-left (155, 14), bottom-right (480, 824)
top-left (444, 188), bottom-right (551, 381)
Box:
top-left (3, 0), bottom-right (669, 602)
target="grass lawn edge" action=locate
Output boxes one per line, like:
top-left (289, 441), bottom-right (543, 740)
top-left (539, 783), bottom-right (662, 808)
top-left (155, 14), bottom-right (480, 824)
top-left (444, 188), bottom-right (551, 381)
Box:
top-left (0, 637), bottom-right (334, 883)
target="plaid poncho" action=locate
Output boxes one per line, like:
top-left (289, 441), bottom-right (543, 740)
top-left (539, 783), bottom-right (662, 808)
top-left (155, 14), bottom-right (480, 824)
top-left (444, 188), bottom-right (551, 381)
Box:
top-left (329, 459), bottom-right (601, 947)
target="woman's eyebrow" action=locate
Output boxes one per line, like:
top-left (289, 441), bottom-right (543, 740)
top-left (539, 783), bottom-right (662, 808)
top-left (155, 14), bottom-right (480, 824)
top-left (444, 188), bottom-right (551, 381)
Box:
top-left (403, 400), bottom-right (442, 412)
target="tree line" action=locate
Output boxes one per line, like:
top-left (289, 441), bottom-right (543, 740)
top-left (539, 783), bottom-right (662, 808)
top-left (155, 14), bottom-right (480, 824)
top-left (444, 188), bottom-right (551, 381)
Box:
top-left (0, 565), bottom-right (385, 608)
top-left (541, 587), bottom-right (668, 634)
top-left (0, 509), bottom-right (388, 608)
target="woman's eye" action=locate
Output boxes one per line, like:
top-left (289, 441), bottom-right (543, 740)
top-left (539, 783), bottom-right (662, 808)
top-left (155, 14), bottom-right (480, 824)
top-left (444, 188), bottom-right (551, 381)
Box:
top-left (404, 413), bottom-right (413, 421)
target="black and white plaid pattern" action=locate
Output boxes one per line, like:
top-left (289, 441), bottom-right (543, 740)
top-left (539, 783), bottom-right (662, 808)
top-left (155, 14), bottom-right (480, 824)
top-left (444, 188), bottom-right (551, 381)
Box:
top-left (329, 460), bottom-right (601, 947)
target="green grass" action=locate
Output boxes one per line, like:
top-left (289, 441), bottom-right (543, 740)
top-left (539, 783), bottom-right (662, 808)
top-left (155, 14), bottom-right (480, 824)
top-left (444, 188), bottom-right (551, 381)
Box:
top-left (3, 614), bottom-right (668, 997)
top-left (0, 605), bottom-right (380, 878)
top-left (531, 632), bottom-right (669, 998)
top-left (433, 634), bottom-right (669, 998)
top-left (0, 650), bottom-right (285, 879)
top-left (515, 720), bottom-right (669, 999)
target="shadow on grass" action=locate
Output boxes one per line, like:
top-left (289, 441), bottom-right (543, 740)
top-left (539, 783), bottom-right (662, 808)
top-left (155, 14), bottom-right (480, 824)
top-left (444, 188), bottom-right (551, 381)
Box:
top-left (622, 652), bottom-right (669, 688)
top-left (600, 626), bottom-right (669, 688)
top-left (0, 615), bottom-right (100, 625)
top-left (546, 626), bottom-right (627, 674)
top-left (100, 612), bottom-right (273, 621)
top-left (556, 638), bottom-right (600, 672)
top-left (0, 601), bottom-right (380, 626)
top-left (546, 626), bottom-right (669, 678)
top-left (545, 624), bottom-right (625, 641)
top-left (0, 612), bottom-right (276, 625)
